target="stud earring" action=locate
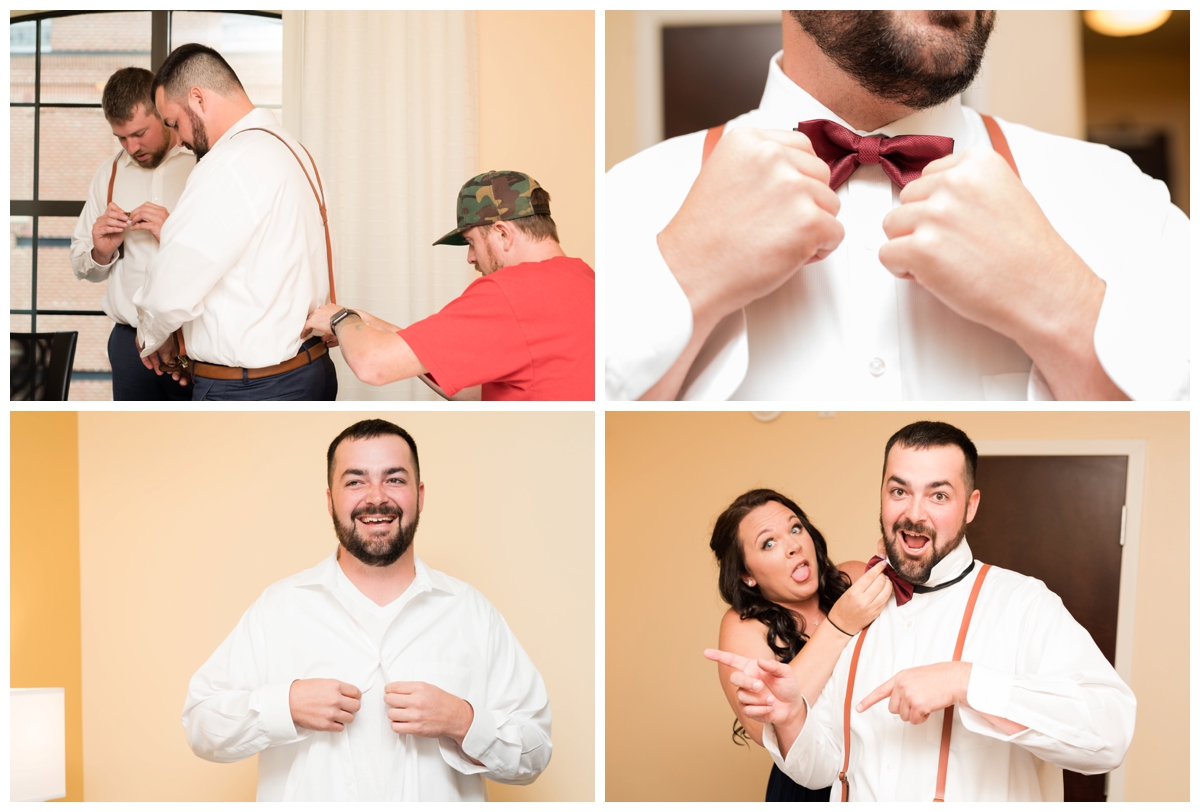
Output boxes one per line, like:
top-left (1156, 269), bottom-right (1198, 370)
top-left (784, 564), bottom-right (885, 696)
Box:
top-left (745, 579), bottom-right (756, 587)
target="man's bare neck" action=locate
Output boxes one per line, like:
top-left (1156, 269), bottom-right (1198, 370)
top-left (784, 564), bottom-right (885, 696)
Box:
top-left (510, 239), bottom-right (567, 267)
top-left (780, 19), bottom-right (917, 132)
top-left (336, 546), bottom-right (416, 606)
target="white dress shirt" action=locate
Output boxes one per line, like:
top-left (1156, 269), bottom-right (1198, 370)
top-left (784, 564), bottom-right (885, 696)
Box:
top-left (605, 52), bottom-right (1189, 401)
top-left (182, 555), bottom-right (552, 801)
top-left (70, 144), bottom-right (195, 327)
top-left (762, 540), bottom-right (1136, 801)
top-left (134, 108), bottom-right (332, 367)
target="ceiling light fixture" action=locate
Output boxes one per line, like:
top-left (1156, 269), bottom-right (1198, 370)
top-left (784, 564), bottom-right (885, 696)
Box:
top-left (1083, 10), bottom-right (1171, 37)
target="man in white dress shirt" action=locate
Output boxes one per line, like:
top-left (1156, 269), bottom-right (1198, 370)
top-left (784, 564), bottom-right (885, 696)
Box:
top-left (183, 419), bottom-right (552, 800)
top-left (134, 44), bottom-right (337, 400)
top-left (707, 420), bottom-right (1135, 801)
top-left (606, 11), bottom-right (1188, 401)
top-left (71, 67), bottom-right (195, 400)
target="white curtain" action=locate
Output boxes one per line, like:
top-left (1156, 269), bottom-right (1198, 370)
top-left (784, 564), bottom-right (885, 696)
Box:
top-left (283, 11), bottom-right (479, 400)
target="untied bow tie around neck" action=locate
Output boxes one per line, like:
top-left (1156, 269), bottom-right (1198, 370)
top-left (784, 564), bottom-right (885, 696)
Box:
top-left (867, 554), bottom-right (916, 607)
top-left (795, 119), bottom-right (955, 191)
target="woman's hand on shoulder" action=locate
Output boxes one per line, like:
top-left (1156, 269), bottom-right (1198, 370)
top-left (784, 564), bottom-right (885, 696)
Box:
top-left (826, 558), bottom-right (893, 636)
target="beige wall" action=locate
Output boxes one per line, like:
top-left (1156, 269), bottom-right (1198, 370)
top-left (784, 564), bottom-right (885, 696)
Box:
top-left (11, 413), bottom-right (85, 802)
top-left (76, 411), bottom-right (593, 801)
top-left (479, 11), bottom-right (594, 268)
top-left (604, 11), bottom-right (635, 172)
top-left (606, 411), bottom-right (1187, 801)
top-left (980, 11), bottom-right (1084, 139)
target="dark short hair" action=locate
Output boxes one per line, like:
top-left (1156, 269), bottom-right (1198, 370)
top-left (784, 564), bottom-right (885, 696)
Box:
top-left (883, 421), bottom-right (978, 492)
top-left (152, 43), bottom-right (244, 105)
top-left (327, 419), bottom-right (420, 488)
top-left (102, 67), bottom-right (157, 124)
top-left (480, 187), bottom-right (559, 243)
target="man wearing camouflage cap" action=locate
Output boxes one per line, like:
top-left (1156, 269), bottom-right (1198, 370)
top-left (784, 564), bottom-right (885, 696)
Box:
top-left (304, 171), bottom-right (594, 400)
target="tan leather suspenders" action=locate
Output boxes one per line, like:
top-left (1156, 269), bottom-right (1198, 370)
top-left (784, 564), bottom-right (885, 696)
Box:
top-left (838, 563), bottom-right (992, 802)
top-left (234, 127), bottom-right (337, 305)
top-left (700, 114), bottom-right (1020, 178)
top-left (106, 154), bottom-right (124, 259)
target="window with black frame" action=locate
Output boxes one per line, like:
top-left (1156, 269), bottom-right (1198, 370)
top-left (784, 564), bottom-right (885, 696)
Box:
top-left (10, 10), bottom-right (282, 400)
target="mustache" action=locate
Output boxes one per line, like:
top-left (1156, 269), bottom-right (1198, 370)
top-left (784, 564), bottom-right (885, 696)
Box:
top-left (892, 517), bottom-right (936, 539)
top-left (350, 503), bottom-right (402, 521)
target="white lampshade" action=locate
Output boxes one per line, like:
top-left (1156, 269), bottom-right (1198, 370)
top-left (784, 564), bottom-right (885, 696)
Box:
top-left (11, 688), bottom-right (66, 802)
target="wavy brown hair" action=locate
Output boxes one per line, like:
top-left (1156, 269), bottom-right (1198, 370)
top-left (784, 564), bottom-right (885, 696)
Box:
top-left (710, 489), bottom-right (850, 744)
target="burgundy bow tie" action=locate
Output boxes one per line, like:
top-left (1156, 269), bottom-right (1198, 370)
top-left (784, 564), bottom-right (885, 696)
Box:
top-left (795, 119), bottom-right (954, 190)
top-left (867, 555), bottom-right (916, 607)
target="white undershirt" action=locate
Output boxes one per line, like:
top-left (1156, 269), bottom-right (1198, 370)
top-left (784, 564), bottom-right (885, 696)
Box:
top-left (329, 562), bottom-right (407, 801)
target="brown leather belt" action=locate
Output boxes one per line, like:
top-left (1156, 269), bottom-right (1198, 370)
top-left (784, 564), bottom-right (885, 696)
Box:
top-left (191, 340), bottom-right (328, 381)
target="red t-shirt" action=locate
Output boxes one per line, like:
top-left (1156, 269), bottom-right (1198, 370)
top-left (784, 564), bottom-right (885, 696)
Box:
top-left (399, 256), bottom-right (594, 400)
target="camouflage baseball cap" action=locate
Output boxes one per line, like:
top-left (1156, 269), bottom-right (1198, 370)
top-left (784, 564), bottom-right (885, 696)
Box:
top-left (433, 170), bottom-right (551, 246)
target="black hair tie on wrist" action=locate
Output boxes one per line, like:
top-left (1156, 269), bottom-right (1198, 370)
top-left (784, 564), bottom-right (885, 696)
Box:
top-left (826, 616), bottom-right (853, 637)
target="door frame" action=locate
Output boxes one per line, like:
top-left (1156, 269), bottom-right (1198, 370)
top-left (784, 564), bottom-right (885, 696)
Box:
top-left (975, 438), bottom-right (1145, 803)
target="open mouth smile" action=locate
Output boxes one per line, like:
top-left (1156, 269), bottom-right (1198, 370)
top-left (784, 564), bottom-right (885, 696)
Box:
top-left (898, 530), bottom-right (931, 555)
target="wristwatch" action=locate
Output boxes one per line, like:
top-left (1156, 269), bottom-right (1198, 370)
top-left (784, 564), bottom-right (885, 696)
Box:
top-left (329, 307), bottom-right (361, 334)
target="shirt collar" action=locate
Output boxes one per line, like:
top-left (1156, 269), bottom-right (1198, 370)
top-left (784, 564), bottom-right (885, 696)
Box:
top-left (117, 141), bottom-right (195, 170)
top-left (923, 537), bottom-right (975, 588)
top-left (756, 50), bottom-right (973, 147)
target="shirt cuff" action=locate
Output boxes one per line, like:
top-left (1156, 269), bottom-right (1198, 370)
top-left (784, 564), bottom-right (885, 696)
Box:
top-left (960, 663), bottom-right (1026, 742)
top-left (77, 248), bottom-right (117, 278)
top-left (136, 315), bottom-right (168, 357)
top-left (604, 232), bottom-right (694, 400)
top-left (1090, 208), bottom-right (1189, 401)
top-left (761, 691), bottom-right (813, 765)
top-left (249, 681), bottom-right (300, 742)
top-left (439, 701), bottom-right (493, 775)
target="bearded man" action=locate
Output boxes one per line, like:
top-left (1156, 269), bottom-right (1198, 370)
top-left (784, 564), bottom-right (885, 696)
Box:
top-left (606, 11), bottom-right (1187, 401)
top-left (71, 67), bottom-right (195, 400)
top-left (182, 419), bottom-right (552, 801)
top-left (706, 420), bottom-right (1134, 801)
top-left (134, 43), bottom-right (337, 400)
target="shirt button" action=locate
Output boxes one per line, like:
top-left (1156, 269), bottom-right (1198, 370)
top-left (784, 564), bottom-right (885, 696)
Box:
top-left (887, 763), bottom-right (894, 773)
top-left (906, 620), bottom-right (913, 629)
top-left (869, 357), bottom-right (886, 377)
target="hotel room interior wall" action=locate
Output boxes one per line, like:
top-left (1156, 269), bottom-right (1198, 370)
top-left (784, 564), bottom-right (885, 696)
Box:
top-left (979, 11), bottom-right (1084, 139)
top-left (478, 11), bottom-right (594, 268)
top-left (77, 412), bottom-right (594, 801)
top-left (11, 413), bottom-right (85, 802)
top-left (605, 411), bottom-right (1185, 801)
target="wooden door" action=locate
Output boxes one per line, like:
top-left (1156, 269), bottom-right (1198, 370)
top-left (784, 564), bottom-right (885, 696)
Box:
top-left (662, 23), bottom-right (782, 139)
top-left (968, 455), bottom-right (1128, 802)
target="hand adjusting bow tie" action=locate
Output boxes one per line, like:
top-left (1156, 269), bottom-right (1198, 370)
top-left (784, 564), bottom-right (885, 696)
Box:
top-left (866, 555), bottom-right (916, 606)
top-left (867, 554), bottom-right (978, 607)
top-left (795, 119), bottom-right (954, 191)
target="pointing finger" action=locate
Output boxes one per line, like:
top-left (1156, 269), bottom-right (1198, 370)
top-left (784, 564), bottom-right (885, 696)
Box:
top-left (856, 677), bottom-right (896, 713)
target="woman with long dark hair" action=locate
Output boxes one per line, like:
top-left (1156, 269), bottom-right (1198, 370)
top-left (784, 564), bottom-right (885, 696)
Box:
top-left (708, 488), bottom-right (891, 802)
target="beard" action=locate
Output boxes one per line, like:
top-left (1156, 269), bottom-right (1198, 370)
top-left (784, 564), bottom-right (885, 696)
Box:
top-left (333, 503), bottom-right (418, 568)
top-left (879, 510), bottom-right (968, 585)
top-left (185, 107), bottom-right (212, 161)
top-left (472, 234), bottom-right (505, 275)
top-left (790, 11), bottom-right (996, 111)
top-left (134, 127), bottom-right (173, 169)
